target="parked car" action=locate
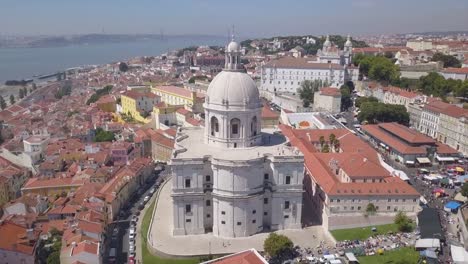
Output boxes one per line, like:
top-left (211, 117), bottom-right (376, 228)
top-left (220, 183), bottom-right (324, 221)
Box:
top-left (129, 232), bottom-right (136, 240)
top-left (149, 188), bottom-right (156, 195)
top-left (138, 202), bottom-right (145, 210)
top-left (131, 215), bottom-right (138, 223)
top-left (109, 248), bottom-right (117, 263)
top-left (143, 196), bottom-right (150, 203)
top-left (129, 244), bottom-right (135, 252)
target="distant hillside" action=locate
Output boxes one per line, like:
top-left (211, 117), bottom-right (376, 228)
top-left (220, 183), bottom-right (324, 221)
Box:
top-left (241, 35), bottom-right (368, 55)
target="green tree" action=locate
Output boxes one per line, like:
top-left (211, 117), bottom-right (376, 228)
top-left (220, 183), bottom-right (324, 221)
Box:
top-left (119, 62), bottom-right (129, 72)
top-left (46, 251), bottom-right (60, 264)
top-left (394, 211), bottom-right (414, 232)
top-left (19, 88), bottom-right (24, 99)
top-left (86, 85), bottom-right (113, 105)
top-left (9, 94), bottom-right (15, 105)
top-left (356, 55), bottom-right (400, 84)
top-left (418, 72), bottom-right (459, 98)
top-left (322, 143), bottom-right (330, 153)
top-left (355, 96), bottom-right (378, 108)
top-left (94, 127), bottom-right (115, 142)
top-left (298, 80), bottom-right (324, 107)
top-left (431, 52), bottom-right (461, 68)
top-left (0, 96), bottom-right (6, 110)
top-left (263, 233), bottom-right (294, 259)
top-left (319, 136), bottom-right (325, 147)
top-left (368, 57), bottom-right (400, 84)
top-left (366, 203), bottom-right (377, 215)
top-left (329, 133), bottom-right (336, 145)
top-left (461, 182), bottom-right (468, 197)
top-left (340, 85), bottom-right (353, 111)
top-left (23, 87), bottom-right (28, 96)
top-left (358, 102), bottom-right (409, 126)
top-left (454, 80), bottom-right (468, 98)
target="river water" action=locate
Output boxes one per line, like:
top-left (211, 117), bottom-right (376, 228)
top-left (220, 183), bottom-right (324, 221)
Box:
top-left (0, 36), bottom-right (225, 83)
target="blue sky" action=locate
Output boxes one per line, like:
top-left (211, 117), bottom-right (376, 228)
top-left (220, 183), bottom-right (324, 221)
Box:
top-left (0, 0), bottom-right (467, 37)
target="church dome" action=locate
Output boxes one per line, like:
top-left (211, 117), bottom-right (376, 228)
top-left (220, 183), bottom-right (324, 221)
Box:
top-left (206, 71), bottom-right (260, 107)
top-left (227, 41), bottom-right (241, 52)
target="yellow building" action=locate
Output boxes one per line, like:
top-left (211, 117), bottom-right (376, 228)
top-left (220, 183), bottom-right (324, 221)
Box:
top-left (121, 91), bottom-right (160, 123)
top-left (151, 85), bottom-right (205, 113)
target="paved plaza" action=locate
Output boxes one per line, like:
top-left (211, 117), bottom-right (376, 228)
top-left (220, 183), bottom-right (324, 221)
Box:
top-left (147, 178), bottom-right (335, 257)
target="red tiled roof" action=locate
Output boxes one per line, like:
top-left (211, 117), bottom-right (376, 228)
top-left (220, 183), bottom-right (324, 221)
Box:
top-left (442, 67), bottom-right (468, 74)
top-left (208, 249), bottom-right (267, 264)
top-left (22, 177), bottom-right (84, 190)
top-left (378, 123), bottom-right (435, 144)
top-left (151, 131), bottom-right (175, 149)
top-left (385, 86), bottom-right (420, 99)
top-left (319, 87), bottom-right (341, 97)
top-left (329, 177), bottom-right (420, 196)
top-left (424, 101), bottom-right (467, 118)
top-left (261, 105), bottom-right (279, 119)
top-left (361, 124), bottom-right (427, 155)
top-left (281, 125), bottom-right (420, 197)
top-left (0, 221), bottom-right (39, 255)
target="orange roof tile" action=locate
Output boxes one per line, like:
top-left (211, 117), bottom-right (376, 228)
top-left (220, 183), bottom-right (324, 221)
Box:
top-left (0, 221), bottom-right (39, 255)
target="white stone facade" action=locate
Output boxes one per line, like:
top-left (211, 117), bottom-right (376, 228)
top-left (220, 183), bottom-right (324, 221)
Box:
top-left (170, 39), bottom-right (305, 238)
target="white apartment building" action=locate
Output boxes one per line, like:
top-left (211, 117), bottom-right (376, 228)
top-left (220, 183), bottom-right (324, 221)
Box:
top-left (382, 86), bottom-right (421, 110)
top-left (416, 100), bottom-right (467, 156)
top-left (406, 39), bottom-right (433, 51)
top-left (439, 67), bottom-right (468, 81)
top-left (438, 109), bottom-right (468, 156)
top-left (170, 39), bottom-right (304, 238)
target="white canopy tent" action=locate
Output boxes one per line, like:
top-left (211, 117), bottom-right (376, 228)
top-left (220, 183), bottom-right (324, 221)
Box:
top-left (437, 156), bottom-right (455, 162)
top-left (416, 157), bottom-right (431, 164)
top-left (415, 238), bottom-right (440, 250)
top-left (451, 245), bottom-right (468, 264)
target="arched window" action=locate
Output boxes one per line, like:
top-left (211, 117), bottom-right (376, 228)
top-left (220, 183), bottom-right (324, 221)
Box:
top-left (251, 116), bottom-right (258, 136)
top-left (210, 116), bottom-right (219, 136)
top-left (230, 118), bottom-right (241, 138)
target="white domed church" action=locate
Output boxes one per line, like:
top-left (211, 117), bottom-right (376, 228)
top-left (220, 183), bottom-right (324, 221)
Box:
top-left (170, 38), bottom-right (304, 238)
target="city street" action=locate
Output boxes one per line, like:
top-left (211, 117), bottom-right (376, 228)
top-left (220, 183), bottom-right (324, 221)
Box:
top-left (102, 168), bottom-right (164, 264)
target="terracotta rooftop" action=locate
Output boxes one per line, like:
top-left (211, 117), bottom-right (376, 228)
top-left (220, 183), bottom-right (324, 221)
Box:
top-left (151, 131), bottom-right (175, 149)
top-left (22, 177), bottom-right (84, 190)
top-left (378, 122), bottom-right (435, 144)
top-left (261, 105), bottom-right (279, 119)
top-left (385, 86), bottom-right (420, 99)
top-left (204, 249), bottom-right (268, 264)
top-left (319, 87), bottom-right (341, 97)
top-left (281, 125), bottom-right (420, 197)
top-left (0, 221), bottom-right (39, 255)
top-left (441, 67), bottom-right (468, 74)
top-left (424, 101), bottom-right (467, 118)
